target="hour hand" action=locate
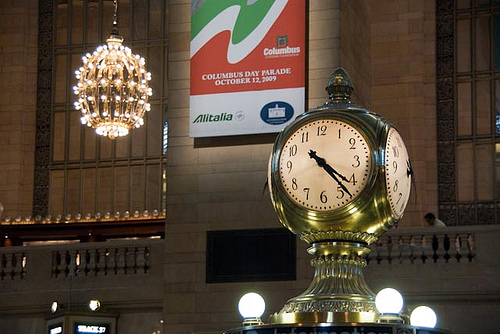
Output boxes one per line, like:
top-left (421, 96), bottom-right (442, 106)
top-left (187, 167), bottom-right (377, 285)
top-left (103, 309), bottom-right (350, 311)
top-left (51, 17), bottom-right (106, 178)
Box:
top-left (308, 150), bottom-right (352, 197)
top-left (308, 150), bottom-right (350, 182)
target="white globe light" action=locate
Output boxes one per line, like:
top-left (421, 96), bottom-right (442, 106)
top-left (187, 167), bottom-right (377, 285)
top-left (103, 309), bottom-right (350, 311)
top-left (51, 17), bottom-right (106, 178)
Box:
top-left (88, 299), bottom-right (101, 311)
top-left (50, 301), bottom-right (58, 313)
top-left (375, 288), bottom-right (404, 314)
top-left (238, 292), bottom-right (265, 319)
top-left (410, 306), bottom-right (437, 328)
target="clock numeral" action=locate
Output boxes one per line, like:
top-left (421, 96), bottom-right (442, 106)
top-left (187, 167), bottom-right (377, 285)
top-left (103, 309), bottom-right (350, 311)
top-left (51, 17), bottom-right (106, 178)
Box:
top-left (301, 132), bottom-right (309, 143)
top-left (338, 128), bottom-right (341, 139)
top-left (289, 145), bottom-right (298, 157)
top-left (352, 155), bottom-right (360, 168)
top-left (393, 161), bottom-right (398, 174)
top-left (392, 145), bottom-right (399, 158)
top-left (317, 125), bottom-right (327, 136)
top-left (396, 192), bottom-right (402, 204)
top-left (349, 138), bottom-right (356, 149)
top-left (336, 187), bottom-right (345, 199)
top-left (348, 173), bottom-right (357, 185)
top-left (303, 187), bottom-right (310, 200)
top-left (320, 190), bottom-right (328, 203)
top-left (393, 180), bottom-right (399, 192)
top-left (286, 160), bottom-right (293, 173)
top-left (396, 136), bottom-right (402, 147)
top-left (292, 178), bottom-right (298, 190)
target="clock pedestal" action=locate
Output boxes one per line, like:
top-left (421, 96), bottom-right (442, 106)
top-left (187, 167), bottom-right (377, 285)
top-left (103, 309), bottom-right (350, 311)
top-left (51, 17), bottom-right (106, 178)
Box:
top-left (269, 241), bottom-right (376, 324)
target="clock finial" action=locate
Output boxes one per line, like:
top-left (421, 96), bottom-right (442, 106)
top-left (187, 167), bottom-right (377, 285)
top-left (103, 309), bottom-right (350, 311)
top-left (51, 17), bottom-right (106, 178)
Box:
top-left (326, 67), bottom-right (354, 101)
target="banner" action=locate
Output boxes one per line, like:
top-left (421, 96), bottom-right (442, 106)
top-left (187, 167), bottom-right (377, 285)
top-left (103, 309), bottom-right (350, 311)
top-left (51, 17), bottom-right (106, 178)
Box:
top-left (190, 0), bottom-right (305, 137)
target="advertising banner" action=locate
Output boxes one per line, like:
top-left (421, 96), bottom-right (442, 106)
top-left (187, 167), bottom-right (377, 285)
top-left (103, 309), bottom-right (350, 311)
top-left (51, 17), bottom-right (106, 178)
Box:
top-left (190, 0), bottom-right (306, 137)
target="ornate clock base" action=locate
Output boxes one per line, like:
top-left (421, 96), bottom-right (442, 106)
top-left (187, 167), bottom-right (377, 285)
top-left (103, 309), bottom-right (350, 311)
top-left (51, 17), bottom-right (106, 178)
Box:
top-left (269, 241), bottom-right (377, 324)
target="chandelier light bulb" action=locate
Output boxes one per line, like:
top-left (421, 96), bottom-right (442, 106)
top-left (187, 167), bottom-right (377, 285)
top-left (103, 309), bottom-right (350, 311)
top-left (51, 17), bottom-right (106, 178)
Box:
top-left (238, 292), bottom-right (265, 319)
top-left (375, 288), bottom-right (404, 314)
top-left (410, 306), bottom-right (437, 328)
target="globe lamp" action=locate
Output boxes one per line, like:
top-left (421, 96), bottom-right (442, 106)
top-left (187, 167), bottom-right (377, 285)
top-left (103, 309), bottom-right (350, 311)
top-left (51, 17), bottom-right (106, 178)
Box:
top-left (88, 299), bottom-right (101, 312)
top-left (410, 306), bottom-right (437, 328)
top-left (238, 292), bottom-right (265, 326)
top-left (375, 288), bottom-right (404, 324)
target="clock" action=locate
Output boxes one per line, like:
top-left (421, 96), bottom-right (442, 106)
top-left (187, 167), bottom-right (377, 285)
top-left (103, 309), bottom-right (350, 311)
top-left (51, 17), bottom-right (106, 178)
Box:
top-left (268, 67), bottom-right (413, 246)
top-left (384, 127), bottom-right (412, 218)
top-left (266, 68), bottom-right (414, 325)
top-left (278, 118), bottom-right (372, 211)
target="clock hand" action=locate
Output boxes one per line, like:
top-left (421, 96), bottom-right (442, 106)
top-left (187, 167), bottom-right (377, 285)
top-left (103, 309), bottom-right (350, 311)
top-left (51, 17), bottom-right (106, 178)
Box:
top-left (406, 160), bottom-right (413, 177)
top-left (308, 150), bottom-right (350, 182)
top-left (308, 150), bottom-right (353, 197)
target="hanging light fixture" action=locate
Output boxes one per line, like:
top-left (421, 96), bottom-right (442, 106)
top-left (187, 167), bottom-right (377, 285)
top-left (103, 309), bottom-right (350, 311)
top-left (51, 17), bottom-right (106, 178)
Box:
top-left (73, 0), bottom-right (152, 139)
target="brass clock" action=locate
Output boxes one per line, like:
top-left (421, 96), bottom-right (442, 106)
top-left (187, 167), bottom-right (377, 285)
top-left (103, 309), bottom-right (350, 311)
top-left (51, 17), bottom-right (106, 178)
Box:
top-left (268, 67), bottom-right (413, 245)
top-left (267, 68), bottom-right (413, 324)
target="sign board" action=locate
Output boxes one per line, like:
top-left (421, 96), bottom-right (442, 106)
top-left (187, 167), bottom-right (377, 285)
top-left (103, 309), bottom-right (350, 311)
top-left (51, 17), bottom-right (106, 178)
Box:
top-left (190, 0), bottom-right (306, 137)
top-left (48, 323), bottom-right (64, 334)
top-left (74, 323), bottom-right (110, 334)
top-left (238, 326), bottom-right (395, 334)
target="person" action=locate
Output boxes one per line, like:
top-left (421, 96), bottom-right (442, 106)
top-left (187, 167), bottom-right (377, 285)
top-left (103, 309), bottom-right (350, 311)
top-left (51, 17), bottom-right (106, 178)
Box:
top-left (424, 212), bottom-right (446, 227)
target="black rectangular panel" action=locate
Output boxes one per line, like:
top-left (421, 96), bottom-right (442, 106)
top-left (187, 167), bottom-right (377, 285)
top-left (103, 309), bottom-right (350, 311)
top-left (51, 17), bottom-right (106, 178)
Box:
top-left (206, 228), bottom-right (296, 283)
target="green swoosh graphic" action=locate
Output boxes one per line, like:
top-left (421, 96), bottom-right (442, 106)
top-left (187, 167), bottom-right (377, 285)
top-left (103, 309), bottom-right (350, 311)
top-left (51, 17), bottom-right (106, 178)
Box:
top-left (191, 0), bottom-right (275, 44)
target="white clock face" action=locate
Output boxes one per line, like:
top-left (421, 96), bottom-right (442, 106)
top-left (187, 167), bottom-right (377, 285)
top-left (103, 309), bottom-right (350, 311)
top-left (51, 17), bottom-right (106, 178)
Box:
top-left (278, 119), bottom-right (372, 211)
top-left (385, 127), bottom-right (412, 218)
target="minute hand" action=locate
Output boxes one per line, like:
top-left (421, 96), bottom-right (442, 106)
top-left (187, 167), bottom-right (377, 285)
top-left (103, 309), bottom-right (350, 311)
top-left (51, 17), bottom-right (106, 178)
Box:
top-left (308, 150), bottom-right (352, 198)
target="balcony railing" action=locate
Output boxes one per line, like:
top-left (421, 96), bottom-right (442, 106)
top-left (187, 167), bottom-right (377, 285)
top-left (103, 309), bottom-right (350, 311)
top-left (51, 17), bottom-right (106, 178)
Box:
top-left (0, 251), bottom-right (27, 280)
top-left (367, 227), bottom-right (476, 265)
top-left (51, 246), bottom-right (151, 278)
top-left (0, 238), bottom-right (162, 281)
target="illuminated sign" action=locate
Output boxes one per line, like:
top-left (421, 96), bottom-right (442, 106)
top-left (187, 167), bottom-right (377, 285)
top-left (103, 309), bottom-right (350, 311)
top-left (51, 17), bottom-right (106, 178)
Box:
top-left (75, 323), bottom-right (109, 334)
top-left (48, 324), bottom-right (63, 334)
top-left (50, 327), bottom-right (62, 334)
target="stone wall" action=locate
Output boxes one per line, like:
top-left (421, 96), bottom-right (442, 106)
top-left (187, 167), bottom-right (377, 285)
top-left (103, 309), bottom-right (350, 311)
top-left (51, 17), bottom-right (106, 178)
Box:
top-left (367, 0), bottom-right (437, 227)
top-left (165, 1), bottom-right (341, 334)
top-left (0, 0), bottom-right (38, 217)
top-left (340, 0), bottom-right (371, 108)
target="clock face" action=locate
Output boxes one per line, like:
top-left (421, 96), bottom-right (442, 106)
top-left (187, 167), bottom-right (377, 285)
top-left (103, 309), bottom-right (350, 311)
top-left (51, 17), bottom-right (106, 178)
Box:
top-left (278, 119), bottom-right (372, 211)
top-left (384, 127), bottom-right (412, 218)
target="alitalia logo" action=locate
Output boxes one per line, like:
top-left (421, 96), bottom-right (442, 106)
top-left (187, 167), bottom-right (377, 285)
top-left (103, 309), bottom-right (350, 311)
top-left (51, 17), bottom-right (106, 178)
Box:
top-left (193, 113), bottom-right (233, 123)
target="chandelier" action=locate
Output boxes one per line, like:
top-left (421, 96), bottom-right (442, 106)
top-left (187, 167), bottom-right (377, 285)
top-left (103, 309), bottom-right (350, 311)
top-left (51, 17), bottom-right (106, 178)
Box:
top-left (73, 0), bottom-right (152, 139)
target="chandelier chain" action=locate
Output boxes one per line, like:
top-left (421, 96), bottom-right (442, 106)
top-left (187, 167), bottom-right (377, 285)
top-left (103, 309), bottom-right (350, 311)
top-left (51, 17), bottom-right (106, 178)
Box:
top-left (112, 0), bottom-right (119, 36)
